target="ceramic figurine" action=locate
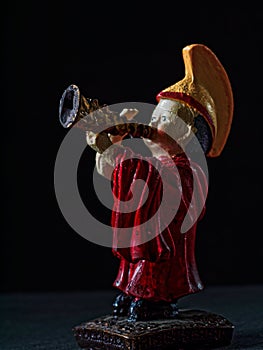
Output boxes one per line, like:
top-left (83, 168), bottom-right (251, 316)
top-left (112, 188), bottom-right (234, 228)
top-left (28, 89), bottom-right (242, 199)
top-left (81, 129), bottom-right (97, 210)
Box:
top-left (58, 43), bottom-right (235, 349)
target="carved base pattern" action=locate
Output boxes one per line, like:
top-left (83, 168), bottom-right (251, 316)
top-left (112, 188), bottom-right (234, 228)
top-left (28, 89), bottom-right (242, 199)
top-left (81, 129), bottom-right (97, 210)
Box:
top-left (72, 309), bottom-right (234, 350)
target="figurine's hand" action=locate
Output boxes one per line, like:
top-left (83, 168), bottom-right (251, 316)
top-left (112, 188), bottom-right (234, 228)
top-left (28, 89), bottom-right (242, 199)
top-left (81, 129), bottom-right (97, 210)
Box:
top-left (119, 108), bottom-right (139, 120)
top-left (109, 108), bottom-right (139, 144)
top-left (86, 130), bottom-right (112, 154)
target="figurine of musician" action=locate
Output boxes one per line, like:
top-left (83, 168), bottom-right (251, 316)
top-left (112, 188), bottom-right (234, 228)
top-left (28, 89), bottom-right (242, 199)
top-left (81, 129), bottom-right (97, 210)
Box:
top-left (84, 44), bottom-right (233, 322)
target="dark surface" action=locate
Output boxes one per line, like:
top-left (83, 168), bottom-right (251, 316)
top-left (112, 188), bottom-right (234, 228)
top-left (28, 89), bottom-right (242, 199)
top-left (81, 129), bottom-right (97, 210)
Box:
top-left (0, 285), bottom-right (263, 350)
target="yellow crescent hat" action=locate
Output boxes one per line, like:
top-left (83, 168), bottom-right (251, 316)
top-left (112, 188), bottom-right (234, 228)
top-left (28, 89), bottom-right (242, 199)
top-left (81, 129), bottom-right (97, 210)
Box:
top-left (156, 44), bottom-right (234, 157)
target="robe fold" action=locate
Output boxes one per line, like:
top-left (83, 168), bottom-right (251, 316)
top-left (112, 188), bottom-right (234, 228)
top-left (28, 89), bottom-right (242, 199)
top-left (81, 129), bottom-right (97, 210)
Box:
top-left (108, 146), bottom-right (207, 302)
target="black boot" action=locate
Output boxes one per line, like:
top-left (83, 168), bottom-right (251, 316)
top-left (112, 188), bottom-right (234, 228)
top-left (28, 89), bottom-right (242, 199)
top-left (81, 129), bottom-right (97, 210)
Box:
top-left (112, 292), bottom-right (134, 317)
top-left (127, 298), bottom-right (179, 322)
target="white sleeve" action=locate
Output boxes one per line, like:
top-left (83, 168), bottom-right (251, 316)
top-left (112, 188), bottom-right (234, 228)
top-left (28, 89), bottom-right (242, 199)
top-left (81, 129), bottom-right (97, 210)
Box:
top-left (95, 144), bottom-right (124, 179)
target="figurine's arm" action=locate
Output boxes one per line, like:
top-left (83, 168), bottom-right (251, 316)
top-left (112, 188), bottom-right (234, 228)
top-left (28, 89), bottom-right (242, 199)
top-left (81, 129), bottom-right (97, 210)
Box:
top-left (95, 145), bottom-right (124, 180)
top-left (86, 130), bottom-right (127, 180)
top-left (87, 108), bottom-right (139, 179)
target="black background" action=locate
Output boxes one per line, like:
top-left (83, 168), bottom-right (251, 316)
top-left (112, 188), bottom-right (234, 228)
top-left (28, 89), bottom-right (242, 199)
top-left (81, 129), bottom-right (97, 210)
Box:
top-left (1, 4), bottom-right (263, 293)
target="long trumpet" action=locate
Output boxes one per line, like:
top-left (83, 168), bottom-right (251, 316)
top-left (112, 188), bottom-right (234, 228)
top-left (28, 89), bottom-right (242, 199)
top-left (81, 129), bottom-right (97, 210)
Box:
top-left (58, 84), bottom-right (155, 139)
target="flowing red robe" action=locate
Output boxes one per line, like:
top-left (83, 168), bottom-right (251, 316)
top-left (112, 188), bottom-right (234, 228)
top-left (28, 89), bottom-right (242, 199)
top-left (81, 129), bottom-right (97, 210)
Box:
top-left (110, 147), bottom-right (207, 302)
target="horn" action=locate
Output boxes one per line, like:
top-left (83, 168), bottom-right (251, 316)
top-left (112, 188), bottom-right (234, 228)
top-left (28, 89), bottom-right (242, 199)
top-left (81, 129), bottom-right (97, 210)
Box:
top-left (58, 84), bottom-right (103, 130)
top-left (58, 84), bottom-right (184, 155)
top-left (58, 84), bottom-right (155, 139)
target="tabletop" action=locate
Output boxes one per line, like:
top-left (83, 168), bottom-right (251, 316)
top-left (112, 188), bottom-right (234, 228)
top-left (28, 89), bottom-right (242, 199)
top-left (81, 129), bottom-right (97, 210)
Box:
top-left (0, 285), bottom-right (262, 350)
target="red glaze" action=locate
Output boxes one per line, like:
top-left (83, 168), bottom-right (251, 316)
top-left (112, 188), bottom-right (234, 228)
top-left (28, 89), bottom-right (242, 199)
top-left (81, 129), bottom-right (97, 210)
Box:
top-left (111, 147), bottom-right (208, 302)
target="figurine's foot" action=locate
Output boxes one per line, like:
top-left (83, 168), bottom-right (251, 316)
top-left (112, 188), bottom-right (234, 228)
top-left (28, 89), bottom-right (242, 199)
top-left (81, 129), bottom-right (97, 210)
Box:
top-left (112, 292), bottom-right (134, 317)
top-left (127, 298), bottom-right (179, 322)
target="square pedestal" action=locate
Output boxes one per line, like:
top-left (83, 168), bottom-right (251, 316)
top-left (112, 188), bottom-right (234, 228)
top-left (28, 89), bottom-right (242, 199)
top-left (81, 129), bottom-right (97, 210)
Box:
top-left (73, 309), bottom-right (234, 350)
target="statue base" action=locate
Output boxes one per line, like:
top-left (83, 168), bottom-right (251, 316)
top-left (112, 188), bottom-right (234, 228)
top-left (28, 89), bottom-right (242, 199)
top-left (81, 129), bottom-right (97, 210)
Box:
top-left (72, 309), bottom-right (234, 350)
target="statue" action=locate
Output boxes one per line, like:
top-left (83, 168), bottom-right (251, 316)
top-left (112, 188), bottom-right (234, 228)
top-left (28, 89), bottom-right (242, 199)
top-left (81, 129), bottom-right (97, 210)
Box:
top-left (58, 43), bottom-right (235, 349)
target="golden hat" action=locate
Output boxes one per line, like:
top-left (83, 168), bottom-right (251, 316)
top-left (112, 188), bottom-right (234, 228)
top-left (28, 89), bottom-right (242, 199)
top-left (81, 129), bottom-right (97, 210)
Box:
top-left (156, 44), bottom-right (234, 157)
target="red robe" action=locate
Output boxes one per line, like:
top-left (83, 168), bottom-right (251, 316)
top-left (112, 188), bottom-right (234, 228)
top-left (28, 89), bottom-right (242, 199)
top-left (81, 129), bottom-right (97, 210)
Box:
top-left (110, 147), bottom-right (207, 302)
